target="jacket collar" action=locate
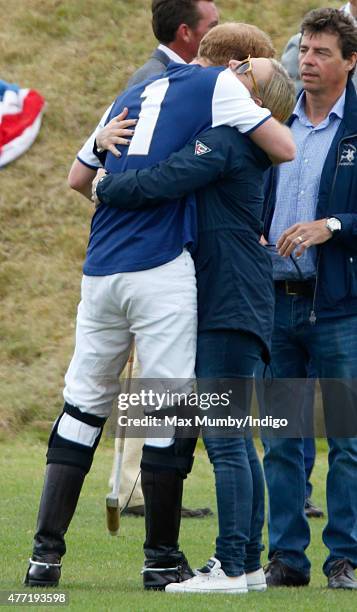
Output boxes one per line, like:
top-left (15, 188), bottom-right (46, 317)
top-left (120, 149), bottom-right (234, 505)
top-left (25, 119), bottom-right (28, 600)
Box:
top-left (341, 78), bottom-right (357, 134)
top-left (151, 47), bottom-right (172, 68)
top-left (156, 44), bottom-right (186, 65)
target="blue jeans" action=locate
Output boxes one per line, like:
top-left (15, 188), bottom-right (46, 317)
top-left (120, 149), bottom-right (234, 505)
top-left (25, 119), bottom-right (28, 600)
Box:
top-left (196, 330), bottom-right (265, 576)
top-left (304, 437), bottom-right (315, 499)
top-left (260, 290), bottom-right (357, 576)
top-left (302, 371), bottom-right (316, 499)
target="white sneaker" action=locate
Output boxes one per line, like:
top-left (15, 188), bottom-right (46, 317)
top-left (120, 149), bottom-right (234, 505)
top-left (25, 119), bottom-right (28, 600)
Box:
top-left (165, 557), bottom-right (248, 594)
top-left (246, 567), bottom-right (267, 592)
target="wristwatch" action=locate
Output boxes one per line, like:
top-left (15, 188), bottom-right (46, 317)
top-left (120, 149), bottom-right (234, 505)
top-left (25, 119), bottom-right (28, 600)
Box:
top-left (326, 217), bottom-right (342, 234)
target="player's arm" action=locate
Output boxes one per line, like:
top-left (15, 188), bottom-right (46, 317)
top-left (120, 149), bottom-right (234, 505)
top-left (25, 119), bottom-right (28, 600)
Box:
top-left (249, 118), bottom-right (295, 165)
top-left (212, 69), bottom-right (296, 164)
top-left (68, 105), bottom-right (113, 199)
top-left (95, 127), bottom-right (237, 209)
top-left (68, 159), bottom-right (97, 200)
top-left (68, 104), bottom-right (134, 199)
top-left (68, 107), bottom-right (137, 200)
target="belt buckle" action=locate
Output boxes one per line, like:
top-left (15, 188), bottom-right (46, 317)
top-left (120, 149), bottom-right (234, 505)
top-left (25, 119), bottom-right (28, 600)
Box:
top-left (285, 281), bottom-right (297, 296)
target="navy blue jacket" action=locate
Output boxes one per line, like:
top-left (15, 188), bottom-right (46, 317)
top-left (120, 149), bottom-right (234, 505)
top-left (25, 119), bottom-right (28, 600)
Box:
top-left (97, 126), bottom-right (273, 360)
top-left (263, 79), bottom-right (357, 320)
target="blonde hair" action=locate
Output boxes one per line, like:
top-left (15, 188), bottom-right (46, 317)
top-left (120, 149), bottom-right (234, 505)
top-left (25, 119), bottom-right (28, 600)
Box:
top-left (257, 59), bottom-right (296, 123)
top-left (198, 22), bottom-right (275, 65)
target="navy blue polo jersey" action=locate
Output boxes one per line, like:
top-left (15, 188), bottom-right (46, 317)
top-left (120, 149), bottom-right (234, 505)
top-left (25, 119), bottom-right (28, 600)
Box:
top-left (83, 62), bottom-right (270, 275)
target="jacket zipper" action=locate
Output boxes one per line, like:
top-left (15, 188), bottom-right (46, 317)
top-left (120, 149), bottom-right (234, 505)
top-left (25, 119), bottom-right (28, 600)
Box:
top-left (309, 133), bottom-right (357, 325)
top-left (263, 167), bottom-right (276, 236)
top-left (309, 249), bottom-right (321, 325)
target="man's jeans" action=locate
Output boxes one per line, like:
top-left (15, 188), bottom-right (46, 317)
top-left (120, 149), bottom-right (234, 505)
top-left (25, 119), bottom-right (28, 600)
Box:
top-left (302, 371), bottom-right (317, 499)
top-left (260, 289), bottom-right (357, 576)
top-left (196, 330), bottom-right (265, 576)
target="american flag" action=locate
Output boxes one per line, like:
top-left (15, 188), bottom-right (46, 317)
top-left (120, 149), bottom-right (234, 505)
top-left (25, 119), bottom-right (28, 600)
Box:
top-left (0, 79), bottom-right (45, 168)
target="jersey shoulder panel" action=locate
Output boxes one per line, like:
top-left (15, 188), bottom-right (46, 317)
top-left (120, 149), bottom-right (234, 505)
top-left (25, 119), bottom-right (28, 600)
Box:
top-left (211, 68), bottom-right (271, 133)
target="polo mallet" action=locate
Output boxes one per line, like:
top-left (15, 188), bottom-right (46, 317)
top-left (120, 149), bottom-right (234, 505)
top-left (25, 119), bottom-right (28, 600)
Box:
top-left (106, 350), bottom-right (134, 535)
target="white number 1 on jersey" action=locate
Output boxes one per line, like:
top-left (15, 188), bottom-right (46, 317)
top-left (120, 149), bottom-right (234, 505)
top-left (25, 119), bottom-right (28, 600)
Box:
top-left (127, 77), bottom-right (170, 156)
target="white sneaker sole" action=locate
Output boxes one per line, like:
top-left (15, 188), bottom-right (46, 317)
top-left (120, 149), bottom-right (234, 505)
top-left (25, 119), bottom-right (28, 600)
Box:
top-left (165, 585), bottom-right (248, 594)
top-left (247, 582), bottom-right (267, 592)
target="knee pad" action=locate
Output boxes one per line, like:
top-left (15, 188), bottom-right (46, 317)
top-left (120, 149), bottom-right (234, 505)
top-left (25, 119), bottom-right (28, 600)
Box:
top-left (46, 403), bottom-right (106, 474)
top-left (141, 437), bottom-right (197, 478)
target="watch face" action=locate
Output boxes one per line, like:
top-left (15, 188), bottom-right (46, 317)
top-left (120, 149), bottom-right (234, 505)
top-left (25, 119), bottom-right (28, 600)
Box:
top-left (327, 218), bottom-right (341, 232)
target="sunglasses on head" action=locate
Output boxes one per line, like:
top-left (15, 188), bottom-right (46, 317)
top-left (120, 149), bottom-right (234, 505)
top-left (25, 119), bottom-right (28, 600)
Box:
top-left (235, 55), bottom-right (260, 99)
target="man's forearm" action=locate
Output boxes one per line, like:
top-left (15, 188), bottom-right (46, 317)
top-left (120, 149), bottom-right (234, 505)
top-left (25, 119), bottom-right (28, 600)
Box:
top-left (250, 119), bottom-right (296, 164)
top-left (68, 159), bottom-right (97, 200)
top-left (96, 130), bottom-right (230, 209)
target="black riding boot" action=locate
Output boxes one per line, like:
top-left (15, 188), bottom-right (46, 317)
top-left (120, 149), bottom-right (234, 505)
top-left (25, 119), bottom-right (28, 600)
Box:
top-left (141, 469), bottom-right (193, 590)
top-left (24, 463), bottom-right (86, 587)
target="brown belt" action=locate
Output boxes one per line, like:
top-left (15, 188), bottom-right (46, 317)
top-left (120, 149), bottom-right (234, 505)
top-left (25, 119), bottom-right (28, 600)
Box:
top-left (275, 280), bottom-right (315, 297)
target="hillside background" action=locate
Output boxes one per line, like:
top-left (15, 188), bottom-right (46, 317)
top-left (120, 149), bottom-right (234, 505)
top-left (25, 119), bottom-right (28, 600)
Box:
top-left (0, 0), bottom-right (338, 432)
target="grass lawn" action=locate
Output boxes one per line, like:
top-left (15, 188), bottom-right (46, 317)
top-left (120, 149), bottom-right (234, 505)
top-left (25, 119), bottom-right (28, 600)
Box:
top-left (1, 435), bottom-right (356, 611)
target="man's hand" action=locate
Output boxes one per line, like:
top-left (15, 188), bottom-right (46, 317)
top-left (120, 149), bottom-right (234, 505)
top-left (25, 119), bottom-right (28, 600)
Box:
top-left (92, 168), bottom-right (107, 207)
top-left (96, 107), bottom-right (137, 157)
top-left (277, 219), bottom-right (332, 257)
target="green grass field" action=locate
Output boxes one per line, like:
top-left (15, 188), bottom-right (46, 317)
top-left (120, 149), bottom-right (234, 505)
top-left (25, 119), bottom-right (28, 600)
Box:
top-left (1, 436), bottom-right (357, 611)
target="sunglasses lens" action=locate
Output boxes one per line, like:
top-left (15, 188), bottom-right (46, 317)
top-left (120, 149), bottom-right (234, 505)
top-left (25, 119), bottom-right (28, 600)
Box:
top-left (236, 62), bottom-right (249, 74)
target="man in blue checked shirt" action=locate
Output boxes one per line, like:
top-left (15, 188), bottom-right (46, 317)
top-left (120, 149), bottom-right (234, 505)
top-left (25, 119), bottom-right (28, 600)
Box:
top-left (279, 2), bottom-right (357, 523)
top-left (260, 8), bottom-right (357, 590)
